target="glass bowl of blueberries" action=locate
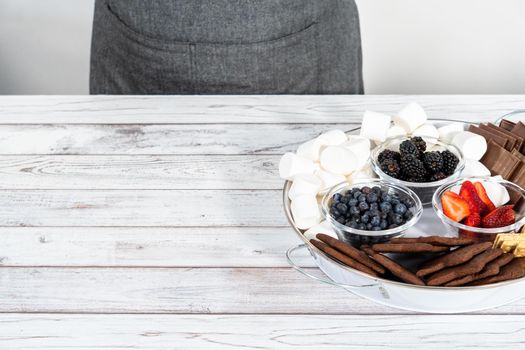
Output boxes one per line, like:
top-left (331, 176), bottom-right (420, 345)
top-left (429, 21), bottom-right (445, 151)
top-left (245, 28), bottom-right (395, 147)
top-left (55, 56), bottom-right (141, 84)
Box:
top-left (321, 179), bottom-right (423, 246)
top-left (371, 136), bottom-right (465, 206)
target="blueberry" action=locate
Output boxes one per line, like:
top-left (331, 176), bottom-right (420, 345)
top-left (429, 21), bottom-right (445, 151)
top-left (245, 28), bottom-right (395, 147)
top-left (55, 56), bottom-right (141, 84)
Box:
top-left (330, 208), bottom-right (340, 217)
top-left (381, 193), bottom-right (392, 202)
top-left (349, 222), bottom-right (358, 229)
top-left (404, 211), bottom-right (414, 220)
top-left (361, 214), bottom-right (370, 224)
top-left (336, 216), bottom-right (345, 224)
top-left (380, 201), bottom-right (392, 214)
top-left (340, 195), bottom-right (350, 204)
top-left (350, 206), bottom-right (360, 215)
top-left (391, 198), bottom-right (400, 206)
top-left (361, 186), bottom-right (371, 194)
top-left (372, 186), bottom-right (381, 193)
top-left (366, 223), bottom-right (373, 230)
top-left (357, 223), bottom-right (366, 230)
top-left (333, 193), bottom-right (342, 202)
top-left (348, 198), bottom-right (358, 207)
top-left (358, 194), bottom-right (367, 202)
top-left (358, 201), bottom-right (369, 211)
top-left (367, 192), bottom-right (378, 203)
top-left (369, 209), bottom-right (380, 218)
top-left (388, 224), bottom-right (398, 229)
top-left (372, 226), bottom-right (381, 231)
top-left (370, 216), bottom-right (381, 227)
top-left (345, 220), bottom-right (353, 227)
top-left (353, 191), bottom-right (362, 199)
top-left (394, 203), bottom-right (407, 215)
top-left (392, 213), bottom-right (403, 225)
top-left (380, 212), bottom-right (388, 220)
top-left (336, 203), bottom-right (348, 213)
top-left (380, 220), bottom-right (388, 229)
top-left (369, 202), bottom-right (379, 211)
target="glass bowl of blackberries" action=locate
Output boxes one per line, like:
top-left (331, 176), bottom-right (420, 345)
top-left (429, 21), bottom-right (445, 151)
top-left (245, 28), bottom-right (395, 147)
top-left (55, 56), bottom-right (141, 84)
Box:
top-left (321, 179), bottom-right (423, 246)
top-left (371, 136), bottom-right (465, 206)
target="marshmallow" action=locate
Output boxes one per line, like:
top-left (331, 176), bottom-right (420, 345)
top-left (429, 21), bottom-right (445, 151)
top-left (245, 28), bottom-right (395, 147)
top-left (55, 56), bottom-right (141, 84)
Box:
top-left (452, 131), bottom-right (487, 161)
top-left (291, 194), bottom-right (321, 230)
top-left (394, 102), bottom-right (427, 133)
top-left (320, 146), bottom-right (358, 175)
top-left (279, 152), bottom-right (316, 180)
top-left (438, 122), bottom-right (465, 143)
top-left (342, 136), bottom-right (371, 170)
top-left (304, 220), bottom-right (338, 240)
top-left (288, 174), bottom-right (322, 200)
top-left (386, 125), bottom-right (407, 140)
top-left (297, 138), bottom-right (323, 161)
top-left (412, 123), bottom-right (439, 145)
top-left (484, 179), bottom-right (510, 208)
top-left (317, 129), bottom-right (348, 146)
top-left (316, 169), bottom-right (346, 192)
top-left (461, 159), bottom-right (491, 178)
top-left (348, 164), bottom-right (377, 183)
top-left (360, 110), bottom-right (392, 143)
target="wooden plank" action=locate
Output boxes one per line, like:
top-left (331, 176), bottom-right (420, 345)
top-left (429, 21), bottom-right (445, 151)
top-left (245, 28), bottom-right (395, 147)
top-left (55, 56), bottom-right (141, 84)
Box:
top-left (0, 190), bottom-right (286, 227)
top-left (0, 95), bottom-right (521, 123)
top-left (1, 314), bottom-right (524, 349)
top-left (0, 227), bottom-right (314, 267)
top-left (0, 155), bottom-right (281, 189)
top-left (0, 124), bottom-right (354, 155)
top-left (0, 267), bottom-right (524, 314)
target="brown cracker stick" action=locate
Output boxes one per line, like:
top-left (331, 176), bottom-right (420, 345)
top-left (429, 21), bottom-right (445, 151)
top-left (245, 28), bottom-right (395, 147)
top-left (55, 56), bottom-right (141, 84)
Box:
top-left (316, 234), bottom-right (385, 274)
top-left (468, 258), bottom-right (525, 286)
top-left (427, 248), bottom-right (503, 286)
top-left (390, 236), bottom-right (475, 247)
top-left (445, 253), bottom-right (514, 287)
top-left (361, 246), bottom-right (425, 286)
top-left (372, 242), bottom-right (449, 254)
top-left (416, 242), bottom-right (492, 277)
top-left (310, 239), bottom-right (378, 277)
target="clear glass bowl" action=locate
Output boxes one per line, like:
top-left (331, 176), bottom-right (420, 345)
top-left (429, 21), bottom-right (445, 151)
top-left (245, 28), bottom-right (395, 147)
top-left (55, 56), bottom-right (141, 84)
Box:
top-left (432, 177), bottom-right (525, 242)
top-left (494, 110), bottom-right (525, 125)
top-left (370, 136), bottom-right (465, 206)
top-left (321, 179), bottom-right (423, 246)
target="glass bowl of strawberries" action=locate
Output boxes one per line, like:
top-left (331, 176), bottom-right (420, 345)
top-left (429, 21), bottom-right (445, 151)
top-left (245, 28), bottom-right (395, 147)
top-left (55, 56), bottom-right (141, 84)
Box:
top-left (432, 177), bottom-right (525, 241)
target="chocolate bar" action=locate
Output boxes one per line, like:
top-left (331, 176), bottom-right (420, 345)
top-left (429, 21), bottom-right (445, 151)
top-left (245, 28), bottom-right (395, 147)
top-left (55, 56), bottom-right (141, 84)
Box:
top-left (486, 123), bottom-right (524, 151)
top-left (480, 140), bottom-right (522, 179)
top-left (500, 119), bottom-right (516, 131)
top-left (469, 125), bottom-right (508, 150)
top-left (510, 122), bottom-right (525, 153)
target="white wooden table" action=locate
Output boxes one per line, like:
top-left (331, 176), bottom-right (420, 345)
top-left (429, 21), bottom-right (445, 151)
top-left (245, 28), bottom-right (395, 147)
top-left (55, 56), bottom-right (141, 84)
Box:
top-left (0, 95), bottom-right (525, 349)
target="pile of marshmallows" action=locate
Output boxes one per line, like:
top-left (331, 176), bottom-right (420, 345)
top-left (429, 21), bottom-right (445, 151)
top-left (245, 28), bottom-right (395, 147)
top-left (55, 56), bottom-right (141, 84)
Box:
top-left (279, 102), bottom-right (491, 232)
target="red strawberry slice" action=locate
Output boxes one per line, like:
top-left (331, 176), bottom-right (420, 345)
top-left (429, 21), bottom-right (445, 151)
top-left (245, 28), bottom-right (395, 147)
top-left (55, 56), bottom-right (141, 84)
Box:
top-left (481, 205), bottom-right (515, 228)
top-left (462, 212), bottom-right (481, 227)
top-left (459, 180), bottom-right (489, 216)
top-left (441, 191), bottom-right (471, 222)
top-left (473, 182), bottom-right (497, 213)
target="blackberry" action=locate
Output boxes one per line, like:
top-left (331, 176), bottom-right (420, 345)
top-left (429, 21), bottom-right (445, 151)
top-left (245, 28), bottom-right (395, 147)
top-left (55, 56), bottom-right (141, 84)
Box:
top-left (377, 149), bottom-right (401, 164)
top-left (423, 151), bottom-right (443, 173)
top-left (400, 157), bottom-right (427, 182)
top-left (380, 159), bottom-right (400, 178)
top-left (410, 136), bottom-right (427, 153)
top-left (441, 150), bottom-right (459, 175)
top-left (429, 171), bottom-right (447, 182)
top-left (399, 140), bottom-right (419, 156)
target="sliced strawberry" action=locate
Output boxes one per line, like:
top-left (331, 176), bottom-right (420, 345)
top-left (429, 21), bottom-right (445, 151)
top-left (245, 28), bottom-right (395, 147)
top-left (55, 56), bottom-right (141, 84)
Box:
top-left (441, 191), bottom-right (471, 222)
top-left (473, 182), bottom-right (497, 212)
top-left (462, 212), bottom-right (481, 227)
top-left (459, 180), bottom-right (489, 216)
top-left (482, 205), bottom-right (515, 228)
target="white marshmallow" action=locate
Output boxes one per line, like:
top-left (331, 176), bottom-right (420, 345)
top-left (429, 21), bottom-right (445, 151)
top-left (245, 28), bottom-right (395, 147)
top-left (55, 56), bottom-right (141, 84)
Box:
top-left (461, 159), bottom-right (491, 178)
top-left (297, 138), bottom-right (323, 161)
top-left (320, 146), bottom-right (358, 175)
top-left (360, 110), bottom-right (392, 143)
top-left (315, 169), bottom-right (346, 192)
top-left (317, 129), bottom-right (348, 146)
top-left (291, 195), bottom-right (321, 230)
top-left (412, 123), bottom-right (439, 145)
top-left (279, 152), bottom-right (316, 180)
top-left (394, 102), bottom-right (427, 133)
top-left (452, 131), bottom-right (487, 160)
top-left (386, 125), bottom-right (407, 140)
top-left (342, 136), bottom-right (371, 170)
top-left (484, 180), bottom-right (510, 208)
top-left (304, 220), bottom-right (338, 240)
top-left (438, 122), bottom-right (465, 143)
top-left (288, 174), bottom-right (322, 200)
top-left (348, 164), bottom-right (377, 183)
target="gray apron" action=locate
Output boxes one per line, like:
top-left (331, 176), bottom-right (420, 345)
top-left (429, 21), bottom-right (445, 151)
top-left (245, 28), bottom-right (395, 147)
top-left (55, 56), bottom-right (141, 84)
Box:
top-left (90, 0), bottom-right (363, 94)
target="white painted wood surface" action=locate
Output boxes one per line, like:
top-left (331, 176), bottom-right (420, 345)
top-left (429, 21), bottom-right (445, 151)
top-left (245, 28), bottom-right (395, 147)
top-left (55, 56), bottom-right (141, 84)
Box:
top-left (0, 95), bottom-right (523, 348)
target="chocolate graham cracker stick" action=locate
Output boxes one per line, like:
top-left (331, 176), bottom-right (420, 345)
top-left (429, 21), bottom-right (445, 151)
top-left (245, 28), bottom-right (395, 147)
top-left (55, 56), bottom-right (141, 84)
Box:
top-left (416, 242), bottom-right (492, 277)
top-left (310, 239), bottom-right (378, 277)
top-left (426, 248), bottom-right (503, 286)
top-left (361, 246), bottom-right (425, 286)
top-left (390, 236), bottom-right (475, 246)
top-left (468, 258), bottom-right (525, 286)
top-left (371, 242), bottom-right (449, 254)
top-left (316, 234), bottom-right (385, 274)
top-left (445, 253), bottom-right (514, 287)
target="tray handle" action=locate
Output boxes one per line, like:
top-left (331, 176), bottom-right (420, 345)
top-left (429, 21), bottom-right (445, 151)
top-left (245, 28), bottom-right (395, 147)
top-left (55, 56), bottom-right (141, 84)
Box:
top-left (286, 244), bottom-right (380, 290)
